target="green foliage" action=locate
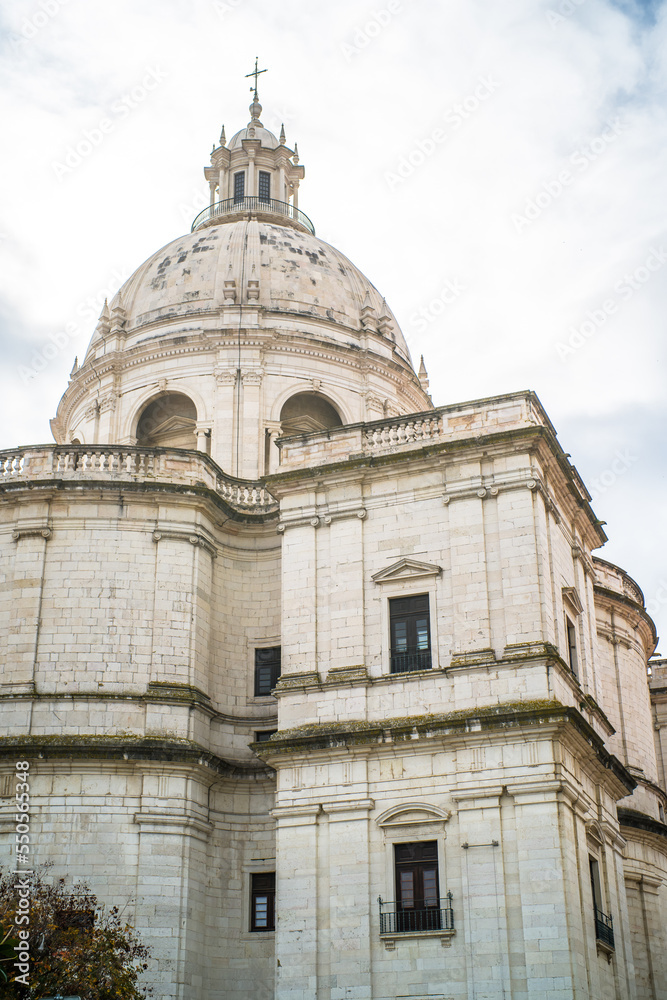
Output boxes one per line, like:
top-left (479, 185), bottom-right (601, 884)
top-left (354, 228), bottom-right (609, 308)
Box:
top-left (0, 867), bottom-right (151, 999)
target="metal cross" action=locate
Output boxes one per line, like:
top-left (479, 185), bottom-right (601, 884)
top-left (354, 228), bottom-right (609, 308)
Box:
top-left (245, 57), bottom-right (267, 99)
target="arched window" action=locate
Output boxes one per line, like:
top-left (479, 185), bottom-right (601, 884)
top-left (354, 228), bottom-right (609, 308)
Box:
top-left (279, 392), bottom-right (343, 436)
top-left (136, 392), bottom-right (197, 449)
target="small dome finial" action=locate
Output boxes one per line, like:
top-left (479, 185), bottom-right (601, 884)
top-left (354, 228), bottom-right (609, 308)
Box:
top-left (293, 142), bottom-right (299, 164)
top-left (245, 57), bottom-right (267, 124)
top-left (220, 124), bottom-right (226, 147)
top-left (280, 123), bottom-right (286, 145)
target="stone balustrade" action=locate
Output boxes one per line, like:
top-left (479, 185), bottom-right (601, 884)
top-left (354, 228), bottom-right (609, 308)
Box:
top-left (277, 391), bottom-right (550, 470)
top-left (0, 444), bottom-right (278, 515)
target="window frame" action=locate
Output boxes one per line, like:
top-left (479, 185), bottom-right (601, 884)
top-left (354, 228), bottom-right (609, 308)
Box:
top-left (250, 872), bottom-right (275, 932)
top-left (394, 840), bottom-right (441, 930)
top-left (258, 170), bottom-right (271, 203)
top-left (254, 730), bottom-right (277, 743)
top-left (389, 593), bottom-right (432, 673)
top-left (565, 615), bottom-right (579, 678)
top-left (254, 646), bottom-right (281, 697)
top-left (233, 171), bottom-right (245, 204)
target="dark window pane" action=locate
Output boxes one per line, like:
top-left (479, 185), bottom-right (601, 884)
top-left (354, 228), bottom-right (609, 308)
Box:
top-left (389, 595), bottom-right (431, 672)
top-left (255, 647), bottom-right (281, 696)
top-left (566, 617), bottom-right (578, 676)
top-left (394, 841), bottom-right (440, 932)
top-left (254, 730), bottom-right (277, 743)
top-left (251, 872), bottom-right (275, 931)
top-left (234, 172), bottom-right (245, 203)
top-left (258, 171), bottom-right (271, 202)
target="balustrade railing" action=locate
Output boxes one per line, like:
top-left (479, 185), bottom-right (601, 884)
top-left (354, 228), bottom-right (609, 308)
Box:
top-left (363, 414), bottom-right (443, 451)
top-left (0, 445), bottom-right (278, 516)
top-left (192, 196), bottom-right (315, 235)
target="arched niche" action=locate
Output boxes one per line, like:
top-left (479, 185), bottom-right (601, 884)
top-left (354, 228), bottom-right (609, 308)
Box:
top-left (135, 392), bottom-right (197, 449)
top-left (279, 392), bottom-right (343, 436)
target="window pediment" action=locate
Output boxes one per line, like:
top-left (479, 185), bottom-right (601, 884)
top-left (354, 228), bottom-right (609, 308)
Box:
top-left (562, 586), bottom-right (584, 616)
top-left (372, 558), bottom-right (442, 584)
top-left (376, 802), bottom-right (451, 828)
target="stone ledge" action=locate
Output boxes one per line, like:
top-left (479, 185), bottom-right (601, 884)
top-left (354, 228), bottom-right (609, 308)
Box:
top-left (0, 734), bottom-right (274, 780)
top-left (618, 808), bottom-right (667, 842)
top-left (253, 701), bottom-right (635, 793)
top-left (380, 929), bottom-right (455, 950)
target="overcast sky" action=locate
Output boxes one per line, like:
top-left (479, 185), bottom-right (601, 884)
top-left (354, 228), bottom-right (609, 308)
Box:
top-left (1, 0), bottom-right (665, 652)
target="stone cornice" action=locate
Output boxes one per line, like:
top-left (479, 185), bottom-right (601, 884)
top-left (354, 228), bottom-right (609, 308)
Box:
top-left (57, 322), bottom-right (426, 430)
top-left (618, 807), bottom-right (667, 846)
top-left (254, 700), bottom-right (635, 794)
top-left (269, 421), bottom-right (606, 550)
top-left (0, 684), bottom-right (278, 729)
top-left (593, 585), bottom-right (657, 652)
top-left (0, 735), bottom-right (274, 780)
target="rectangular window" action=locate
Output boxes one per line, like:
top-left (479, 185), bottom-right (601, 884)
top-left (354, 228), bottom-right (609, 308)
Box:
top-left (254, 647), bottom-right (281, 696)
top-left (566, 616), bottom-right (578, 677)
top-left (250, 872), bottom-right (275, 932)
top-left (254, 730), bottom-right (277, 742)
top-left (590, 856), bottom-right (614, 949)
top-left (258, 171), bottom-right (271, 202)
top-left (234, 172), bottom-right (245, 203)
top-left (389, 594), bottom-right (431, 673)
top-left (394, 841), bottom-right (440, 931)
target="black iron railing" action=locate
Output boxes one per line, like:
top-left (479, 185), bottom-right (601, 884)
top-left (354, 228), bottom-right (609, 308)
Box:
top-left (378, 894), bottom-right (454, 934)
top-left (594, 906), bottom-right (614, 949)
top-left (192, 197), bottom-right (315, 235)
top-left (390, 646), bottom-right (432, 673)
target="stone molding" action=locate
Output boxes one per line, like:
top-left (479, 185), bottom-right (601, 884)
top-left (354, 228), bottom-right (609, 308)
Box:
top-left (372, 557), bottom-right (442, 584)
top-left (133, 811), bottom-right (213, 842)
top-left (152, 527), bottom-right (218, 557)
top-left (11, 521), bottom-right (52, 541)
top-left (277, 507), bottom-right (366, 532)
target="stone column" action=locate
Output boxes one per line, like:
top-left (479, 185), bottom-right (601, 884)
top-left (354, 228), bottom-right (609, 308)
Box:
top-left (272, 804), bottom-right (322, 1000)
top-left (321, 800), bottom-right (374, 1000)
top-left (195, 422), bottom-right (211, 453)
top-left (280, 521), bottom-right (319, 678)
top-left (241, 370), bottom-right (263, 479)
top-left (149, 532), bottom-right (214, 697)
top-left (5, 522), bottom-right (51, 695)
top-left (324, 511), bottom-right (366, 673)
top-left (248, 150), bottom-right (256, 197)
top-left (133, 767), bottom-right (213, 1000)
top-left (454, 788), bottom-right (511, 999)
top-left (510, 783), bottom-right (583, 999)
top-left (447, 495), bottom-right (492, 654)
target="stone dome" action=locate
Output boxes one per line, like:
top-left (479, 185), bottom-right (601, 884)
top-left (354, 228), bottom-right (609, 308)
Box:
top-left (87, 219), bottom-right (412, 362)
top-left (54, 101), bottom-right (432, 476)
top-left (227, 125), bottom-right (280, 150)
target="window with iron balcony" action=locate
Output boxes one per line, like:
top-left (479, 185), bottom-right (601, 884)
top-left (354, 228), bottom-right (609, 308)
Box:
top-left (389, 594), bottom-right (432, 673)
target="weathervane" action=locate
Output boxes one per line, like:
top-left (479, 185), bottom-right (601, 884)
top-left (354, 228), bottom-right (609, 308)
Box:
top-left (245, 56), bottom-right (267, 101)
